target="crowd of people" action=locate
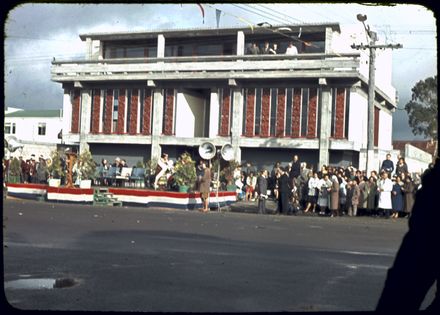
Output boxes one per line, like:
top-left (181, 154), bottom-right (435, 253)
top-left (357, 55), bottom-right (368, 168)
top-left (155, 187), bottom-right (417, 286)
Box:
top-left (3, 154), bottom-right (52, 184)
top-left (3, 150), bottom-right (432, 220)
top-left (233, 153), bottom-right (430, 219)
top-left (246, 40), bottom-right (298, 55)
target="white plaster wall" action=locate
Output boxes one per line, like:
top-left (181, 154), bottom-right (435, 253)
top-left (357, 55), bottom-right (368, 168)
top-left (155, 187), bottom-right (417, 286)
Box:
top-left (347, 91), bottom-right (368, 150)
top-left (9, 143), bottom-right (58, 161)
top-left (175, 92), bottom-right (205, 137)
top-left (378, 109), bottom-right (393, 151)
top-left (332, 25), bottom-right (396, 101)
top-left (5, 116), bottom-right (63, 144)
top-left (63, 92), bottom-right (72, 134)
top-left (209, 90), bottom-right (220, 138)
top-left (404, 144), bottom-right (432, 174)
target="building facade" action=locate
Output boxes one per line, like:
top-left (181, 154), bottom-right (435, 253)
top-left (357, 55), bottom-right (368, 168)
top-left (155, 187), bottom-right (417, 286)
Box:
top-left (51, 23), bottom-right (396, 170)
top-left (5, 108), bottom-right (63, 159)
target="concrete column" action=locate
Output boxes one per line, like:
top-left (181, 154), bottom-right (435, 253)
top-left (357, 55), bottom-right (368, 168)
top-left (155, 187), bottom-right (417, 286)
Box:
top-left (62, 89), bottom-right (72, 135)
top-left (151, 88), bottom-right (164, 162)
top-left (157, 34), bottom-right (165, 58)
top-left (318, 82), bottom-right (331, 169)
top-left (231, 88), bottom-right (243, 163)
top-left (324, 27), bottom-right (333, 54)
top-left (237, 31), bottom-right (244, 56)
top-left (209, 89), bottom-right (220, 138)
top-left (85, 37), bottom-right (92, 60)
top-left (79, 89), bottom-right (92, 154)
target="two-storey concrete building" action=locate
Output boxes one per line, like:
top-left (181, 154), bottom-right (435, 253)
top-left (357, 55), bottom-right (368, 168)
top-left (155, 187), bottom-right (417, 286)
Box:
top-left (51, 23), bottom-right (397, 171)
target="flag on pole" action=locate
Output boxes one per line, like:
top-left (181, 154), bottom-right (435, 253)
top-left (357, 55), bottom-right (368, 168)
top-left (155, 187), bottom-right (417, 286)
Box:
top-left (197, 4), bottom-right (205, 24)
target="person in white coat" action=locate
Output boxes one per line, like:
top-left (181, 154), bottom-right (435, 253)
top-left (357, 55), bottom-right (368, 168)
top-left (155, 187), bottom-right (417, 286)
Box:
top-left (378, 171), bottom-right (393, 218)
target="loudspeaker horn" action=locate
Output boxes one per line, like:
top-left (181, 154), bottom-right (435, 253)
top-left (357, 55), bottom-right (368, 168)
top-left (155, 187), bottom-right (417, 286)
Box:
top-left (220, 144), bottom-right (234, 161)
top-left (6, 136), bottom-right (24, 152)
top-left (199, 142), bottom-right (216, 160)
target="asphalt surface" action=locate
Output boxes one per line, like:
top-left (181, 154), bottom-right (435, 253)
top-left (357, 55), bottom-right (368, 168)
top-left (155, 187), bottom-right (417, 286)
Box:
top-left (2, 198), bottom-right (436, 312)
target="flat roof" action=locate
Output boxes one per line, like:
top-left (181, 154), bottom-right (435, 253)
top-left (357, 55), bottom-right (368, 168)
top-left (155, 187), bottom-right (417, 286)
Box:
top-left (6, 109), bottom-right (63, 118)
top-left (79, 23), bottom-right (340, 41)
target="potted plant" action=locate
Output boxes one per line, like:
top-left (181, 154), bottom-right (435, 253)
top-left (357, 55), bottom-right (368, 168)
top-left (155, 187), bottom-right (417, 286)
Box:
top-left (48, 150), bottom-right (64, 187)
top-left (77, 149), bottom-right (96, 189)
top-left (8, 157), bottom-right (21, 184)
top-left (173, 152), bottom-right (196, 193)
top-left (145, 158), bottom-right (157, 188)
top-left (221, 160), bottom-right (240, 191)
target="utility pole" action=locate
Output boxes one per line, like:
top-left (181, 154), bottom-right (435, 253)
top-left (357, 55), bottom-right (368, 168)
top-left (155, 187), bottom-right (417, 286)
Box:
top-left (351, 14), bottom-right (402, 174)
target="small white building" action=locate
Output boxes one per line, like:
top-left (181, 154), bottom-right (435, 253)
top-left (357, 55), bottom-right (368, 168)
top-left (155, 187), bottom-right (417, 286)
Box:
top-left (4, 107), bottom-right (64, 159)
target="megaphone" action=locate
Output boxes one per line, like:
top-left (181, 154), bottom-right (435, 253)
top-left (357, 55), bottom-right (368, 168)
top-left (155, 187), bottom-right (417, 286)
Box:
top-left (220, 144), bottom-right (234, 161)
top-left (6, 136), bottom-right (24, 152)
top-left (199, 142), bottom-right (216, 160)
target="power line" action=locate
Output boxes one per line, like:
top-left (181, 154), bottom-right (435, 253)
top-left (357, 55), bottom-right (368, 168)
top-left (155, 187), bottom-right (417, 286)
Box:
top-left (5, 35), bottom-right (77, 42)
top-left (253, 3), bottom-right (304, 24)
top-left (229, 3), bottom-right (286, 25)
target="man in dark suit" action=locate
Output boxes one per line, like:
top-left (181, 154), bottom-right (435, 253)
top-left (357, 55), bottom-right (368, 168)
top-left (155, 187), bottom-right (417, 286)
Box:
top-left (278, 167), bottom-right (292, 215)
top-left (256, 170), bottom-right (268, 214)
top-left (380, 153), bottom-right (395, 177)
top-left (290, 155), bottom-right (301, 179)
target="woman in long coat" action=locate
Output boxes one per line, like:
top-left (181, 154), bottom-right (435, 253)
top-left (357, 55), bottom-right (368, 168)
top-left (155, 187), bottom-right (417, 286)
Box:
top-left (199, 162), bottom-right (211, 212)
top-left (366, 176), bottom-right (378, 216)
top-left (391, 176), bottom-right (404, 218)
top-left (358, 176), bottom-right (369, 216)
top-left (401, 175), bottom-right (416, 216)
top-left (349, 178), bottom-right (360, 216)
top-left (329, 175), bottom-right (340, 217)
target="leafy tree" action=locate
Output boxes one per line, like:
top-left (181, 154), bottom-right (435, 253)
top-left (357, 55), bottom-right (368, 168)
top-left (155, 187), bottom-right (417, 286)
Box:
top-left (405, 75), bottom-right (437, 140)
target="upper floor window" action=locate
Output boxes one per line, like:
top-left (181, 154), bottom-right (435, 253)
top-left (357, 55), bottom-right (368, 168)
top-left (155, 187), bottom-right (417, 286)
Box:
top-left (103, 40), bottom-right (157, 59)
top-left (5, 122), bottom-right (16, 134)
top-left (38, 123), bottom-right (46, 136)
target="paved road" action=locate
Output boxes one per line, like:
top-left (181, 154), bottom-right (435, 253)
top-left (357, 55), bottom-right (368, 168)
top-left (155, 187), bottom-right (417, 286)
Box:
top-left (2, 198), bottom-right (435, 312)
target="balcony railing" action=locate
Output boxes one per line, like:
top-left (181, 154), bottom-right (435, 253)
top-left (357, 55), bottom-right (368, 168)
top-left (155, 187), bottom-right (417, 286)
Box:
top-left (51, 53), bottom-right (361, 82)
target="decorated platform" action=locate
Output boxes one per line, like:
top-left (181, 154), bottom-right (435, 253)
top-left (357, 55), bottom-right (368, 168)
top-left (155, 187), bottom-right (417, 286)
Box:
top-left (5, 183), bottom-right (237, 210)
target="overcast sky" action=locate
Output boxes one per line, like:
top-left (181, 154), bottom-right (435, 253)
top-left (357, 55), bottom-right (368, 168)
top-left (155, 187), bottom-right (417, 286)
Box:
top-left (4, 3), bottom-right (437, 140)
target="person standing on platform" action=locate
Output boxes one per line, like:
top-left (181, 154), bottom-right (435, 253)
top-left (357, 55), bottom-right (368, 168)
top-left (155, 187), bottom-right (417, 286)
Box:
top-left (380, 153), bottom-right (395, 177)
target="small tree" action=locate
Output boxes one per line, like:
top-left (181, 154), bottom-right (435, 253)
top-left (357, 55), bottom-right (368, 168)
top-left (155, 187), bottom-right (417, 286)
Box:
top-left (8, 157), bottom-right (21, 177)
top-left (48, 150), bottom-right (64, 179)
top-left (173, 152), bottom-right (196, 187)
top-left (78, 150), bottom-right (96, 180)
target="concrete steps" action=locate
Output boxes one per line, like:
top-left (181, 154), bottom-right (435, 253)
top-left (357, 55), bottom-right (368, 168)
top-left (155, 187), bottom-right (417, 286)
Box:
top-left (93, 188), bottom-right (122, 207)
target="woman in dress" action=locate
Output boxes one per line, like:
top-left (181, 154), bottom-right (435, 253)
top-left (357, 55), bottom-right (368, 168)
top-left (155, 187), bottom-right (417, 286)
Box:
top-left (304, 172), bottom-right (319, 213)
top-left (391, 176), bottom-right (404, 219)
top-left (318, 174), bottom-right (332, 215)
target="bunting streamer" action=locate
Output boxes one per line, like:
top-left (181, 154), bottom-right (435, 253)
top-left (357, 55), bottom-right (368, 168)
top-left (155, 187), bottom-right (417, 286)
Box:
top-left (238, 17), bottom-right (254, 33)
top-left (204, 3), bottom-right (332, 53)
top-left (197, 4), bottom-right (205, 24)
top-left (216, 9), bottom-right (222, 28)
